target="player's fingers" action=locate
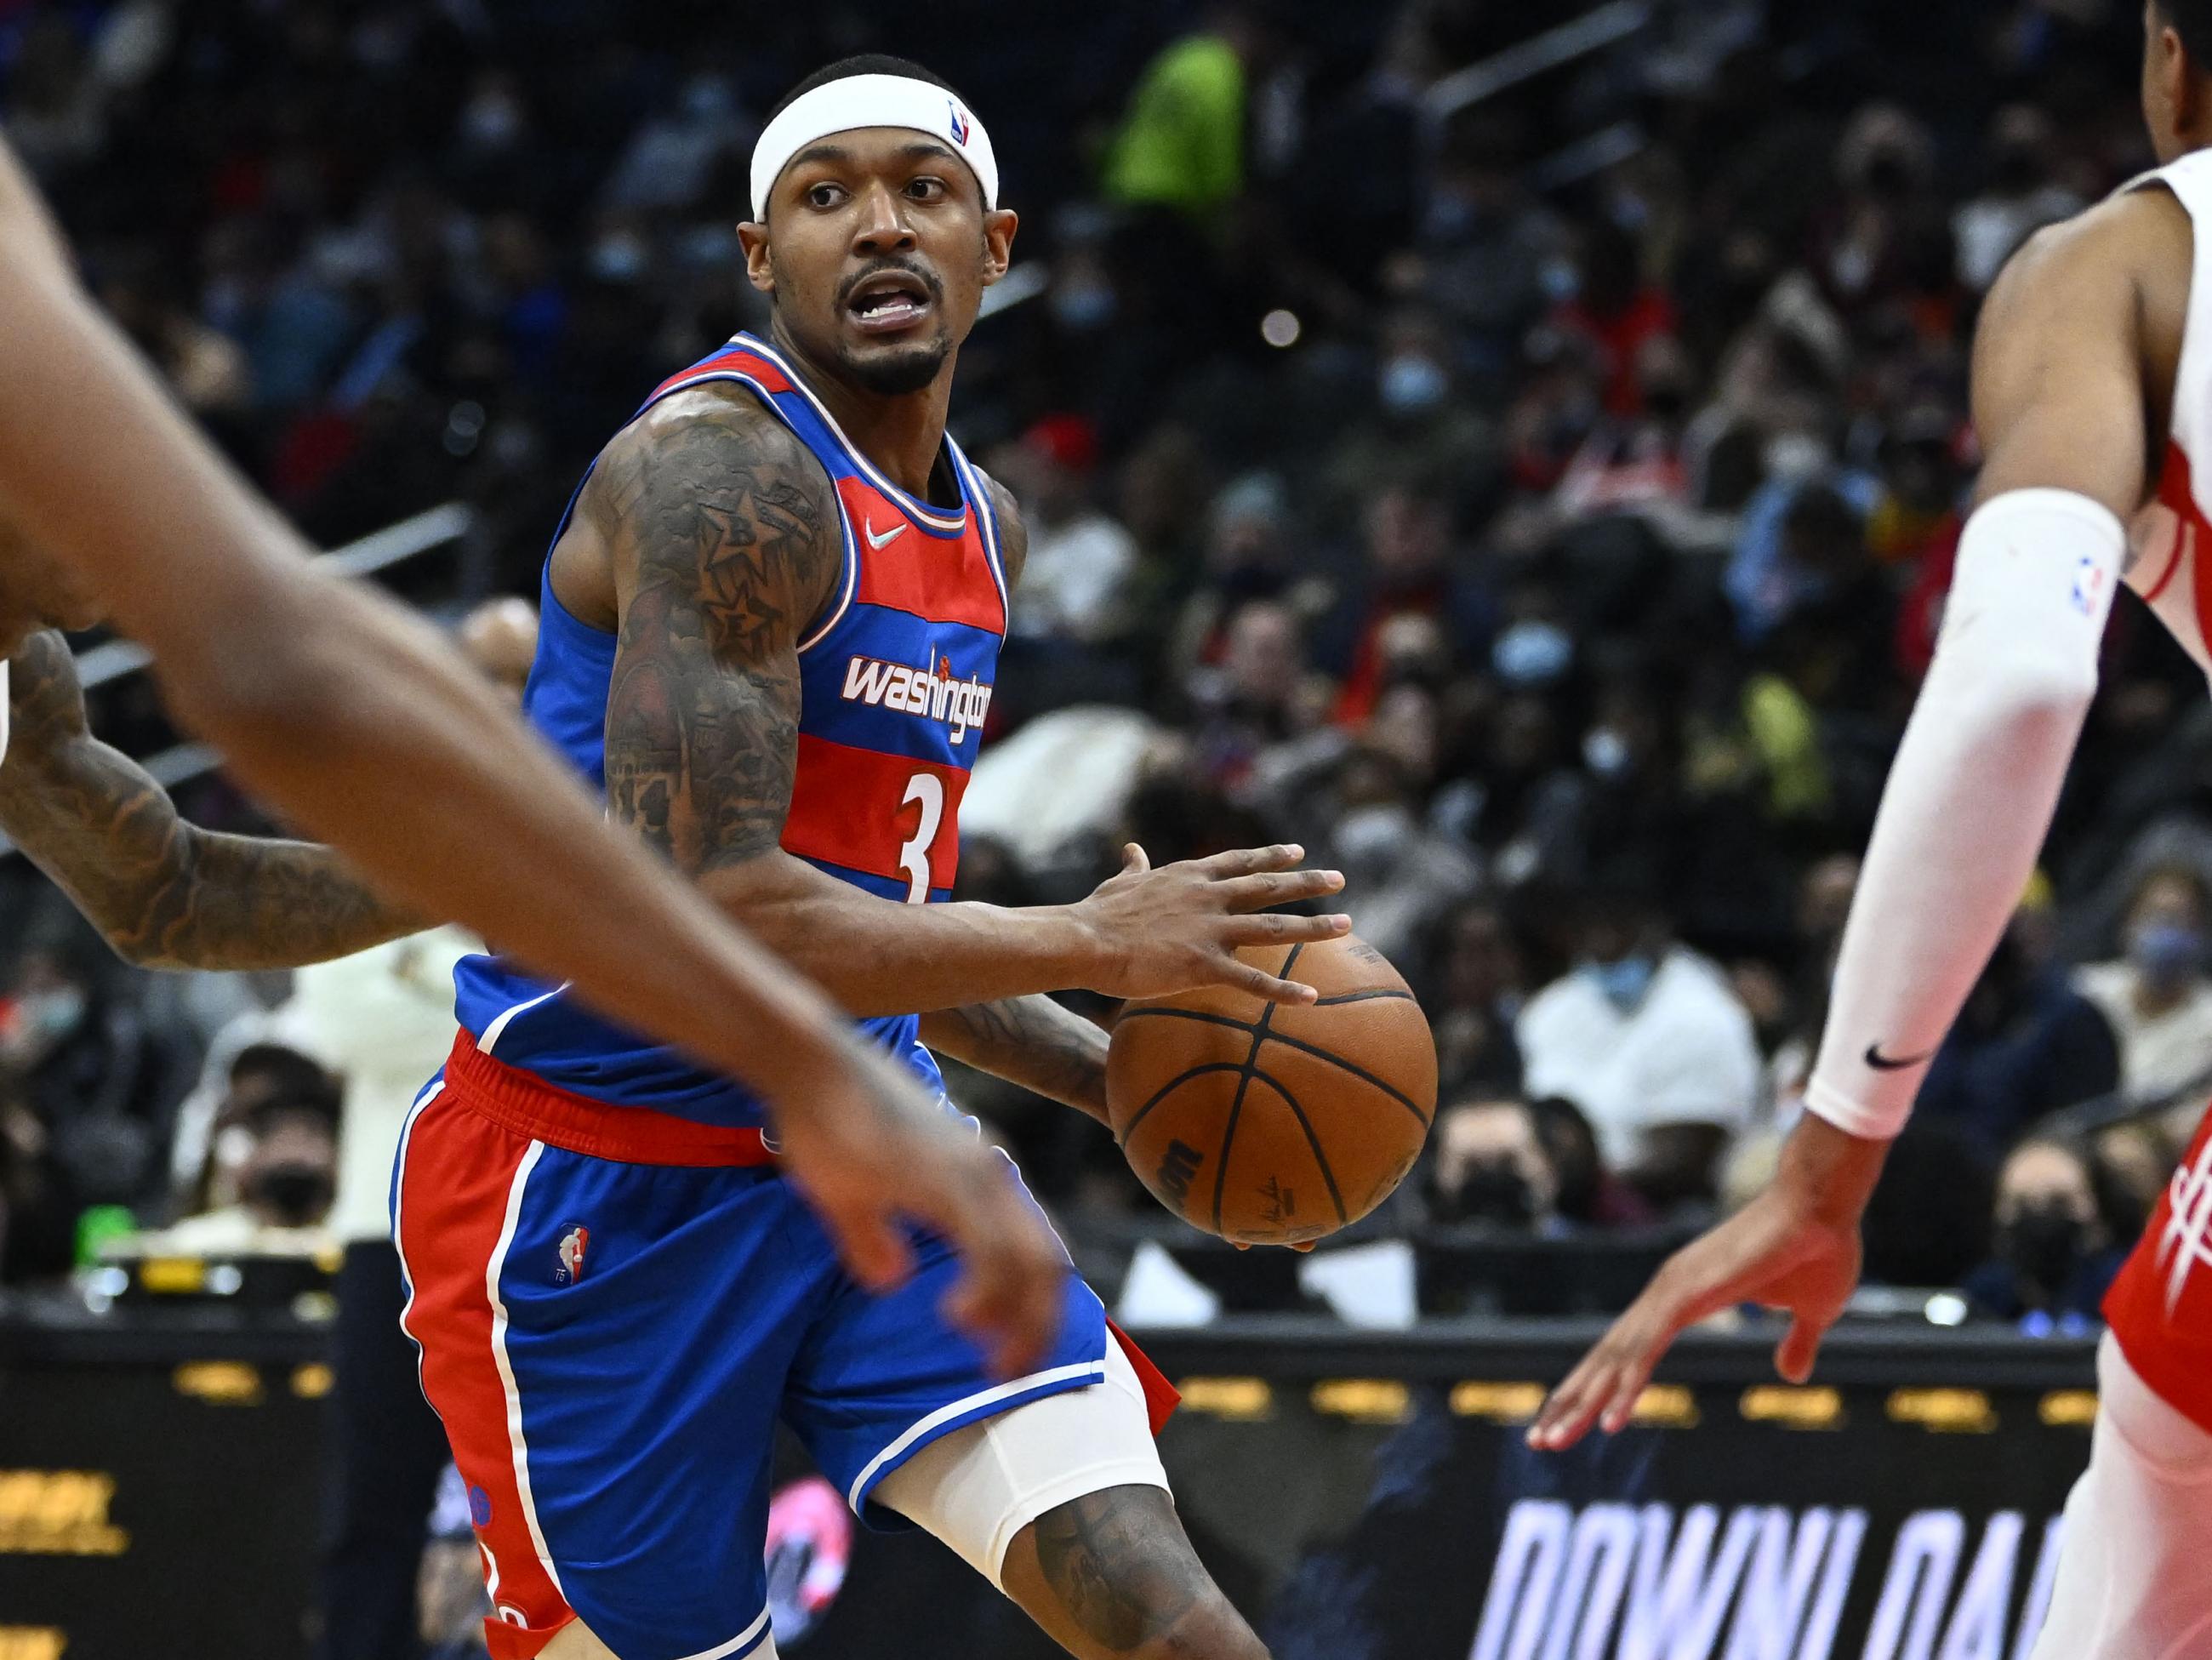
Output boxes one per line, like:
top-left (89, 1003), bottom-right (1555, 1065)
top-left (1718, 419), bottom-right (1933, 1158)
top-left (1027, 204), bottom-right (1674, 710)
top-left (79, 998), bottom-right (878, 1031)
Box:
top-left (933, 1178), bottom-right (1060, 1378)
top-left (1528, 1355), bottom-right (1615, 1451)
top-left (1119, 842), bottom-right (1151, 877)
top-left (1223, 963), bottom-right (1320, 1006)
top-left (945, 1229), bottom-right (1058, 1378)
top-left (818, 1197), bottom-right (915, 1295)
top-left (1594, 1353), bottom-right (1660, 1435)
top-left (1219, 910), bottom-right (1354, 948)
top-left (1211, 870), bottom-right (1346, 910)
top-left (1190, 843), bottom-right (1305, 878)
top-left (1776, 1310), bottom-right (1833, 1384)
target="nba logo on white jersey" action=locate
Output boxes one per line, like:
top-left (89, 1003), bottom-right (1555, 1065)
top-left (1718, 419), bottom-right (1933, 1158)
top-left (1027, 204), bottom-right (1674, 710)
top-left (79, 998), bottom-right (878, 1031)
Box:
top-left (556, 1224), bottom-right (590, 1286)
top-left (2072, 553), bottom-right (2110, 617)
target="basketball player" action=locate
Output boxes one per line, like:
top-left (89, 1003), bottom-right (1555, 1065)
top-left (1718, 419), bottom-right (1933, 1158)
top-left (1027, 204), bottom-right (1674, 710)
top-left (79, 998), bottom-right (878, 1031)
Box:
top-left (1533, 5), bottom-right (2212, 1649)
top-left (388, 55), bottom-right (1350, 1660)
top-left (0, 131), bottom-right (1069, 1376)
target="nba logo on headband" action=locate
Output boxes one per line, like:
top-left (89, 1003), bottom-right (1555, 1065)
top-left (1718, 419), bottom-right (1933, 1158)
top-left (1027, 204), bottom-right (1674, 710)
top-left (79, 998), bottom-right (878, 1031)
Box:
top-left (750, 72), bottom-right (1000, 219)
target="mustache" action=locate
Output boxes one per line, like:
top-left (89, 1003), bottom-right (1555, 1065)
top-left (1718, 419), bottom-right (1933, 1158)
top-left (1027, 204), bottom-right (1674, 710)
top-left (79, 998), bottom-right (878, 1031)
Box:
top-left (836, 258), bottom-right (945, 309)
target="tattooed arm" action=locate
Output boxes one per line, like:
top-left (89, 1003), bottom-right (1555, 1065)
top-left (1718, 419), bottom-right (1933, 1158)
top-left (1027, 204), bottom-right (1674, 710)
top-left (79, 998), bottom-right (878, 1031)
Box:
top-left (918, 998), bottom-right (1108, 1123)
top-left (0, 631), bottom-right (425, 969)
top-left (584, 389), bottom-right (1348, 1018)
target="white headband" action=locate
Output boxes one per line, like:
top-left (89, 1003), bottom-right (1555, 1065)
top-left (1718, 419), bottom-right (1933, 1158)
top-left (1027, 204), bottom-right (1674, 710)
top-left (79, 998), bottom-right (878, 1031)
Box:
top-left (750, 73), bottom-right (997, 221)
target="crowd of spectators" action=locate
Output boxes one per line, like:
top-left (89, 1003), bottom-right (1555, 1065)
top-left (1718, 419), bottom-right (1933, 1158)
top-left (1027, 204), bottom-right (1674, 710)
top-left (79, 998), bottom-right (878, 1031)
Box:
top-left (7, 0), bottom-right (2212, 1330)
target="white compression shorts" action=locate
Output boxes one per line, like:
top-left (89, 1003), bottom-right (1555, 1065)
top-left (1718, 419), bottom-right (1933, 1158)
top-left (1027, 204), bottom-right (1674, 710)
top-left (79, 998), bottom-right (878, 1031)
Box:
top-left (2027, 1334), bottom-right (2212, 1658)
top-left (873, 1334), bottom-right (1170, 1590)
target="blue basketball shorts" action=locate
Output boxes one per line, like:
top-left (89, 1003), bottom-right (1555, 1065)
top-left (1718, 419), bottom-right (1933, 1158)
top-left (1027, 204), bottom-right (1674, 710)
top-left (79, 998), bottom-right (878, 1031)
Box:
top-left (391, 1035), bottom-right (1126, 1660)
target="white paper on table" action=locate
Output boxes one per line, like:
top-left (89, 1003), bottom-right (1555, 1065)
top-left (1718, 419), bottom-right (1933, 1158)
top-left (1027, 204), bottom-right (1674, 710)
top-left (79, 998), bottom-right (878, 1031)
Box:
top-left (1297, 1239), bottom-right (1417, 1329)
top-left (1115, 1239), bottom-right (1222, 1328)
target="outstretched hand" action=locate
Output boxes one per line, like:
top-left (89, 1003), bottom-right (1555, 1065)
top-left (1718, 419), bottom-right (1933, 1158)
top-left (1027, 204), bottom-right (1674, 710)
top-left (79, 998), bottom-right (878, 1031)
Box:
top-left (1527, 1115), bottom-right (1888, 1451)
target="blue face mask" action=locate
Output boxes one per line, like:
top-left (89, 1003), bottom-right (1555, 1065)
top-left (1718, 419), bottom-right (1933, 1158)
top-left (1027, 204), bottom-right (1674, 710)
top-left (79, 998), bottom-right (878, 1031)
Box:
top-left (2129, 921), bottom-right (2206, 986)
top-left (1051, 282), bottom-right (1115, 332)
top-left (1379, 355), bottom-right (1449, 417)
top-left (1492, 621), bottom-right (1572, 687)
top-left (1582, 955), bottom-right (1656, 1012)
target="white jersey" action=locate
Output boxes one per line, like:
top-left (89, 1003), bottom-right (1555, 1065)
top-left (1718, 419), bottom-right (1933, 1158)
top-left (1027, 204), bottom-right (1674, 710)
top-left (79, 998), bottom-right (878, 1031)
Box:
top-left (2126, 151), bottom-right (2212, 676)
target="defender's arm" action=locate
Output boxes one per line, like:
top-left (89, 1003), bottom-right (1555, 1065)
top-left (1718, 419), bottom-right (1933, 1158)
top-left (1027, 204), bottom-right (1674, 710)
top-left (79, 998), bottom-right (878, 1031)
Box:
top-left (1, 631), bottom-right (425, 969)
top-left (1531, 191), bottom-right (2177, 1448)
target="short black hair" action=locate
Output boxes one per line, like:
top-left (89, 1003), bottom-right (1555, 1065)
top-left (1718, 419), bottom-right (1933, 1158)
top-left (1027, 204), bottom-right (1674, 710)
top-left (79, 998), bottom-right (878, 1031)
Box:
top-left (2159, 0), bottom-right (2212, 67)
top-left (230, 1041), bottom-right (334, 1102)
top-left (767, 54), bottom-right (967, 124)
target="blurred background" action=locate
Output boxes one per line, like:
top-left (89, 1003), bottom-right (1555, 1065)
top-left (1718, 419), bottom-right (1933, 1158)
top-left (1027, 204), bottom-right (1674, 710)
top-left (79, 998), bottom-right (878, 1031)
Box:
top-left (0, 1), bottom-right (2197, 1657)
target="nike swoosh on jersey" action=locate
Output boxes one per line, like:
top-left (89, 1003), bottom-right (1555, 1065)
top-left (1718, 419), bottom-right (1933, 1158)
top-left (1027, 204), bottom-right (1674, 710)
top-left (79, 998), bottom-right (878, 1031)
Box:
top-left (865, 518), bottom-right (909, 549)
top-left (1865, 1043), bottom-right (1937, 1071)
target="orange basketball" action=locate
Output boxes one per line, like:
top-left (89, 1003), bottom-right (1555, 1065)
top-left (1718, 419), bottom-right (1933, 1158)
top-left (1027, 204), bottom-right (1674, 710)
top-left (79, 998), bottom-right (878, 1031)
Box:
top-left (1107, 935), bottom-right (1437, 1245)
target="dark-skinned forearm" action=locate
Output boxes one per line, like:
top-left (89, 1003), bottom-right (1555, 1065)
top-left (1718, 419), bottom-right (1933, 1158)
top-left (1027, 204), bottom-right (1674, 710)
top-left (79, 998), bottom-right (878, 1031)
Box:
top-left (918, 995), bottom-right (1109, 1123)
top-left (0, 631), bottom-right (423, 969)
top-left (6, 809), bottom-right (422, 971)
top-left (700, 849), bottom-right (1109, 1017)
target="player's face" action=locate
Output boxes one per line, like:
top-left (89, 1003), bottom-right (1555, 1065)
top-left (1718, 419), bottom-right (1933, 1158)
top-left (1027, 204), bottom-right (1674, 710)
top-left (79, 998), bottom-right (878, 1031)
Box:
top-left (0, 511), bottom-right (104, 652)
top-left (743, 127), bottom-right (1018, 397)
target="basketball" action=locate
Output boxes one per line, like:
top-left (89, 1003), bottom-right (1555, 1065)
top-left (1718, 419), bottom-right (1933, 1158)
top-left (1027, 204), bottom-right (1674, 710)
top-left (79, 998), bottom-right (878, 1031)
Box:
top-left (1107, 935), bottom-right (1437, 1245)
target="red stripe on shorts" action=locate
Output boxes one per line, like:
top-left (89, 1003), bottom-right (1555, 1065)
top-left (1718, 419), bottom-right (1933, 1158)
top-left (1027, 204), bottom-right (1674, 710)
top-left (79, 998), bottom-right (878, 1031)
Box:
top-left (396, 1088), bottom-right (579, 1660)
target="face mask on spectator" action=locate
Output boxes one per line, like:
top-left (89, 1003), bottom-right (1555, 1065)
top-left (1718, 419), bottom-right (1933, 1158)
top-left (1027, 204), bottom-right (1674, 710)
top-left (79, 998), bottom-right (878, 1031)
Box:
top-left (1582, 727), bottom-right (1631, 778)
top-left (2128, 921), bottom-right (2205, 987)
top-left (1379, 355), bottom-right (1448, 417)
top-left (2000, 1201), bottom-right (2086, 1297)
top-left (1050, 282), bottom-right (1115, 332)
top-left (1434, 1155), bottom-right (1536, 1226)
top-left (1492, 620), bottom-right (1571, 687)
top-left (17, 985), bottom-right (86, 1043)
top-left (462, 94), bottom-right (524, 151)
top-left (1334, 803), bottom-right (1415, 871)
top-left (1582, 954), bottom-right (1656, 1012)
top-left (250, 1165), bottom-right (335, 1229)
top-left (590, 233), bottom-right (648, 283)
top-left (1763, 433), bottom-right (1831, 484)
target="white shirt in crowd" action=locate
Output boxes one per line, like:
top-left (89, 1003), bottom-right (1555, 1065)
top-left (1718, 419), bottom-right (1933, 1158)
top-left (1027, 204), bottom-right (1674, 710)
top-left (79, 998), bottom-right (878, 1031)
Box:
top-left (1008, 514), bottom-right (1137, 643)
top-left (271, 925), bottom-right (478, 1244)
top-left (2072, 961), bottom-right (2212, 1104)
top-left (1517, 947), bottom-right (1763, 1169)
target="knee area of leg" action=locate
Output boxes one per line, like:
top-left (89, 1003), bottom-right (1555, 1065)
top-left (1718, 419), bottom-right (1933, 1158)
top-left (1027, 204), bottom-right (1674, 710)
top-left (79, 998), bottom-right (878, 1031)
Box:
top-left (1156, 1592), bottom-right (1269, 1660)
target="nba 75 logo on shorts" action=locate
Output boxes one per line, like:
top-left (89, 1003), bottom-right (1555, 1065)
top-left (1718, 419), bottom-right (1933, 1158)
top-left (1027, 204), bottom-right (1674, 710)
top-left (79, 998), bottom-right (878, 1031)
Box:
top-left (556, 1224), bottom-right (590, 1286)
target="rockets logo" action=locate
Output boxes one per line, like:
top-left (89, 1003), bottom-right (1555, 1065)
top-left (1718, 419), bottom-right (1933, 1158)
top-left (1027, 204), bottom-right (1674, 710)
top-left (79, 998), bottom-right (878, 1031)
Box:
top-left (949, 101), bottom-right (972, 146)
top-left (556, 1224), bottom-right (590, 1286)
top-left (2158, 1132), bottom-right (2212, 1313)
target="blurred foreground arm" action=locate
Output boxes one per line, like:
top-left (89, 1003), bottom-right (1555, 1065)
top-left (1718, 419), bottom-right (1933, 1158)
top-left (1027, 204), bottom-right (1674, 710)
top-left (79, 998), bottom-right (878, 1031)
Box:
top-left (1531, 193), bottom-right (2172, 1449)
top-left (0, 135), bottom-right (1062, 1374)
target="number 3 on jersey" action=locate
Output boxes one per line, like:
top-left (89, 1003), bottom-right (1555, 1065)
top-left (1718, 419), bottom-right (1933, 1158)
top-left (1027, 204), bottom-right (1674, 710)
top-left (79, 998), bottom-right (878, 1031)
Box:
top-left (898, 773), bottom-right (946, 904)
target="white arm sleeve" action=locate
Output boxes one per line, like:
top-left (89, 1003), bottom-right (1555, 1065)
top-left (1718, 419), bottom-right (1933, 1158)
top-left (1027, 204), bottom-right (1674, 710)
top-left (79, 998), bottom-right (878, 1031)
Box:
top-left (1804, 488), bottom-right (2122, 1139)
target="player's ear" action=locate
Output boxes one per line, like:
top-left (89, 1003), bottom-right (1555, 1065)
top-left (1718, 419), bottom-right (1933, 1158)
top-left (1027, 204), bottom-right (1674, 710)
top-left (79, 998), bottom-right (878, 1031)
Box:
top-left (738, 221), bottom-right (776, 295)
top-left (2179, 44), bottom-right (2209, 135)
top-left (979, 208), bottom-right (1018, 288)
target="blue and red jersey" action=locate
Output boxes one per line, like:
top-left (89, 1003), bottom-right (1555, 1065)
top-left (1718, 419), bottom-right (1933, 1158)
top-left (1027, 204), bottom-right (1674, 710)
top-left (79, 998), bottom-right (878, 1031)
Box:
top-left (452, 334), bottom-right (1011, 1128)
